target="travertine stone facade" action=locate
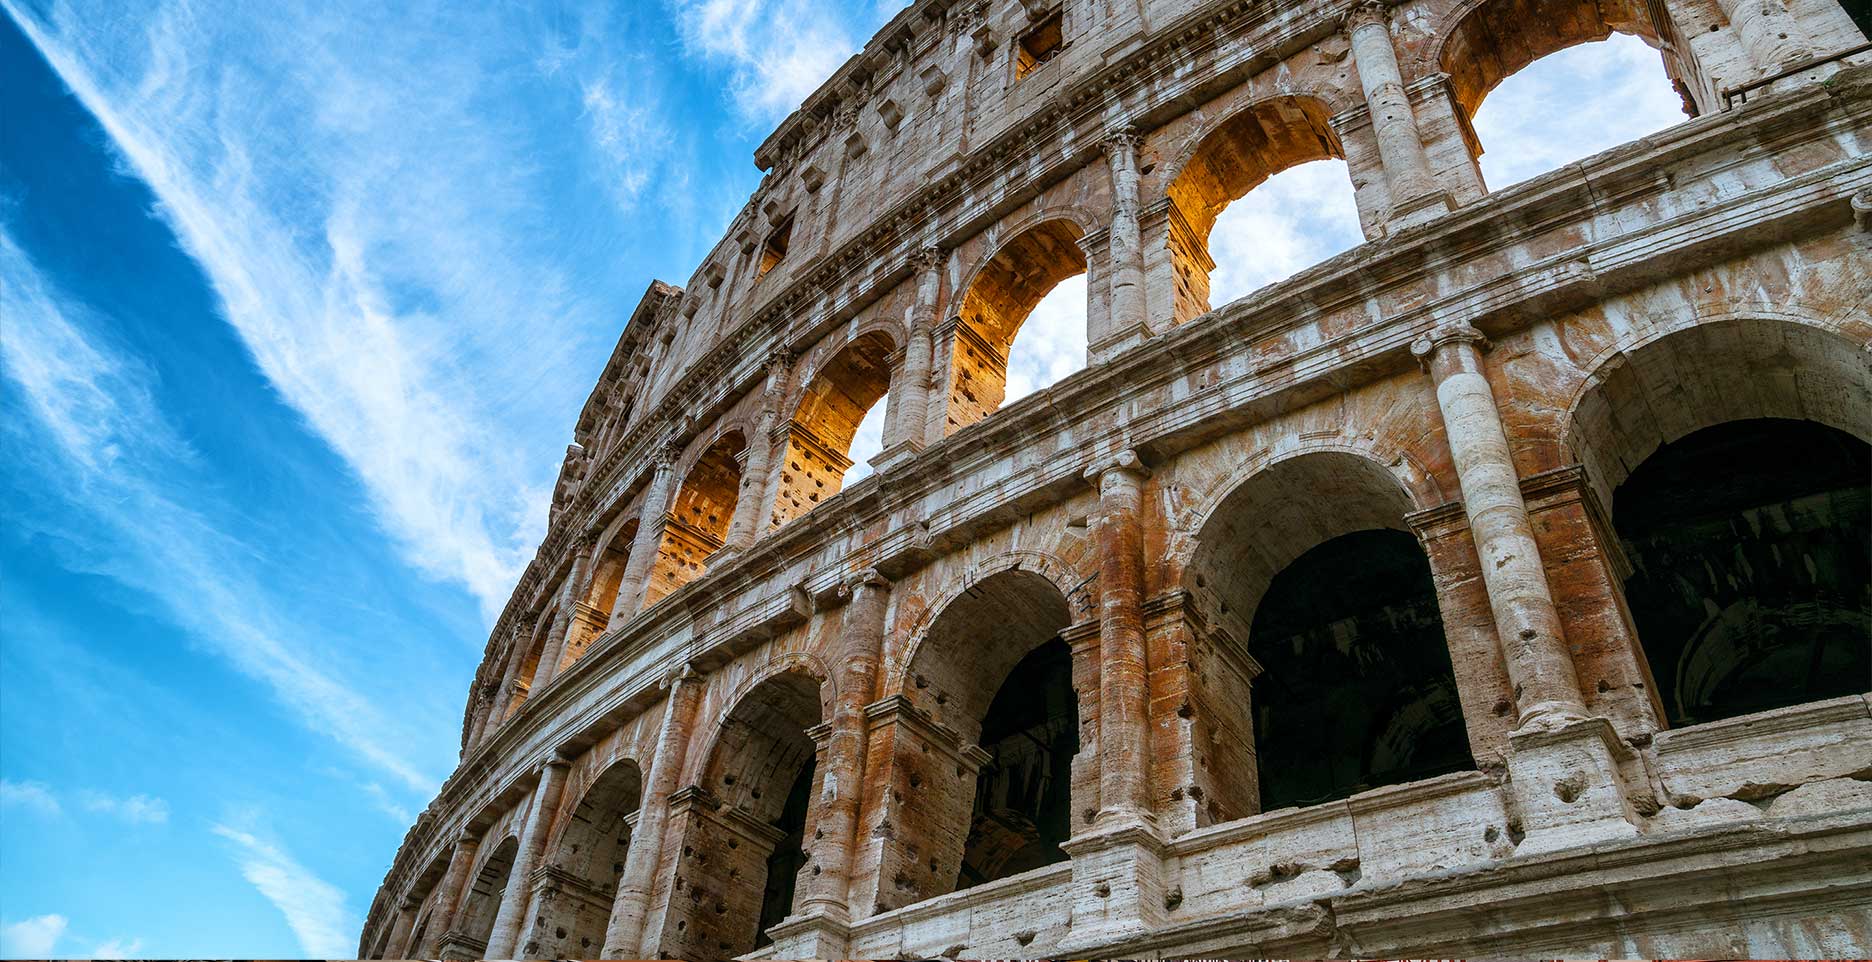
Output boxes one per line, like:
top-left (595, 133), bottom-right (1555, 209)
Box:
top-left (363, 0), bottom-right (1872, 958)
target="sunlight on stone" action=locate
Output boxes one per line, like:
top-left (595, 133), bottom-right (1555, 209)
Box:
top-left (1471, 34), bottom-right (1688, 190)
top-left (1004, 273), bottom-right (1088, 405)
top-left (1206, 159), bottom-right (1363, 308)
top-left (841, 397), bottom-right (890, 485)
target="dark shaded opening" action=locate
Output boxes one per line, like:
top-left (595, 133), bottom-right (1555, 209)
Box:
top-left (1250, 529), bottom-right (1473, 811)
top-left (1615, 418), bottom-right (1871, 727)
top-left (759, 213), bottom-right (794, 278)
top-left (754, 759), bottom-right (815, 948)
top-left (958, 637), bottom-right (1077, 888)
top-left (1016, 10), bottom-right (1064, 79)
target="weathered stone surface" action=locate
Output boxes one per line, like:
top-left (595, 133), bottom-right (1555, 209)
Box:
top-left (359, 0), bottom-right (1872, 958)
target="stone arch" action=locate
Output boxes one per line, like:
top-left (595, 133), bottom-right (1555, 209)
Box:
top-left (771, 327), bottom-right (901, 528)
top-left (646, 428), bottom-right (749, 607)
top-left (876, 568), bottom-right (1080, 906)
top-left (1434, 0), bottom-right (1668, 124)
top-left (657, 662), bottom-right (829, 959)
top-left (529, 758), bottom-right (644, 959)
top-left (1559, 314), bottom-right (1872, 729)
top-left (1161, 94), bottom-right (1350, 322)
top-left (403, 909), bottom-right (432, 958)
top-left (585, 517), bottom-right (639, 635)
top-left (454, 834), bottom-right (520, 955)
top-left (1182, 448), bottom-right (1476, 813)
top-left (894, 548), bottom-right (1093, 698)
top-left (944, 217), bottom-right (1090, 435)
top-left (503, 612), bottom-right (556, 721)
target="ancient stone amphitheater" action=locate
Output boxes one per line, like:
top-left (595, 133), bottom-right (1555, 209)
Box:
top-left (360, 0), bottom-right (1872, 957)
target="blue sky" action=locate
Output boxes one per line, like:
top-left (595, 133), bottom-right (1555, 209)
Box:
top-left (0, 0), bottom-right (1682, 955)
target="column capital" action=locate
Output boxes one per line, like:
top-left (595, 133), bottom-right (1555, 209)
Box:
top-left (661, 660), bottom-right (704, 691)
top-left (1342, 0), bottom-right (1391, 30)
top-left (547, 748), bottom-right (577, 769)
top-left (1411, 321), bottom-right (1489, 364)
top-left (398, 895), bottom-right (423, 912)
top-left (839, 566), bottom-right (890, 597)
top-left (1101, 124), bottom-right (1142, 160)
top-left (909, 244), bottom-right (945, 272)
top-left (1083, 448), bottom-right (1151, 485)
top-left (456, 829), bottom-right (480, 846)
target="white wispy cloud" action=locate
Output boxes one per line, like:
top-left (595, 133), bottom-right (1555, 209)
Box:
top-left (1471, 33), bottom-right (1687, 190)
top-left (3, 0), bottom-right (674, 620)
top-left (80, 937), bottom-right (145, 960)
top-left (212, 824), bottom-right (356, 958)
top-left (668, 0), bottom-right (898, 122)
top-left (0, 230), bottom-right (436, 792)
top-left (1207, 159), bottom-right (1365, 307)
top-left (0, 780), bottom-right (62, 817)
top-left (1004, 274), bottom-right (1089, 403)
top-left (77, 791), bottom-right (171, 825)
top-left (1, 915), bottom-right (68, 958)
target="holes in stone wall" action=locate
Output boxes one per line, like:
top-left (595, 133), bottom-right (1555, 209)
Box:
top-left (758, 213), bottom-right (794, 279)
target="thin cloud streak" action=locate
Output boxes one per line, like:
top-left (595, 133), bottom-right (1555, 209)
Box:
top-left (1, 229), bottom-right (436, 792)
top-left (1, 915), bottom-right (68, 958)
top-left (5, 0), bottom-right (678, 620)
top-left (212, 824), bottom-right (356, 958)
top-left (0, 780), bottom-right (62, 817)
top-left (669, 0), bottom-right (900, 122)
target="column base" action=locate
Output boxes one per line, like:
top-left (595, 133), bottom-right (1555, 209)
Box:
top-left (1388, 187), bottom-right (1456, 231)
top-left (868, 439), bottom-right (924, 473)
top-left (1055, 814), bottom-right (1170, 955)
top-left (1506, 714), bottom-right (1641, 856)
top-left (1088, 323), bottom-right (1153, 364)
top-left (760, 906), bottom-right (855, 960)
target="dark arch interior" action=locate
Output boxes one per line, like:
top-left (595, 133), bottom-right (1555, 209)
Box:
top-left (1249, 528), bottom-right (1474, 811)
top-left (958, 637), bottom-right (1078, 889)
top-left (1615, 418), bottom-right (1871, 728)
top-left (532, 761), bottom-right (641, 957)
top-left (754, 760), bottom-right (816, 947)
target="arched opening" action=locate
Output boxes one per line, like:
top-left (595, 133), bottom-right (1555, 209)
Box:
top-left (1165, 96), bottom-right (1350, 323)
top-left (1204, 160), bottom-right (1364, 307)
top-left (839, 398), bottom-right (890, 487)
top-left (589, 518), bottom-right (638, 635)
top-left (1613, 419), bottom-right (1869, 727)
top-left (1565, 319), bottom-right (1872, 729)
top-left (1249, 529), bottom-right (1473, 809)
top-left (503, 619), bottom-right (552, 721)
top-left (648, 431), bottom-right (746, 607)
top-left (529, 760), bottom-right (643, 958)
top-left (454, 836), bottom-right (519, 956)
top-left (772, 331), bottom-right (896, 528)
top-left (660, 669), bottom-right (824, 959)
top-left (1184, 452), bottom-right (1475, 817)
top-left (1442, 0), bottom-right (1689, 190)
top-left (946, 219), bottom-right (1087, 434)
top-left (404, 912), bottom-right (431, 959)
top-left (1002, 275), bottom-right (1089, 405)
top-left (878, 570), bottom-right (1078, 910)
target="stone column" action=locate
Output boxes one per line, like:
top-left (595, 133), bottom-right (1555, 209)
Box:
top-left (532, 547), bottom-right (593, 692)
top-left (1099, 127), bottom-right (1153, 356)
top-left (1714, 0), bottom-right (1812, 74)
top-left (1084, 449), bottom-right (1154, 822)
top-left (422, 831), bottom-right (482, 956)
top-left (724, 352), bottom-right (794, 551)
top-left (383, 897), bottom-right (419, 959)
top-left (484, 751), bottom-right (574, 959)
top-left (489, 623), bottom-right (528, 728)
top-left (1411, 323), bottom-right (1585, 727)
top-left (883, 247), bottom-right (943, 459)
top-left (1345, 0), bottom-right (1453, 225)
top-left (602, 664), bottom-right (706, 958)
top-left (612, 445), bottom-right (680, 620)
top-left (799, 569), bottom-right (891, 922)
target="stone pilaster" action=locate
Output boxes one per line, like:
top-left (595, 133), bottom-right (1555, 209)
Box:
top-left (1097, 127), bottom-right (1153, 357)
top-left (1714, 0), bottom-right (1813, 75)
top-left (489, 623), bottom-right (528, 728)
top-left (877, 247), bottom-right (943, 465)
top-left (1411, 323), bottom-right (1585, 728)
top-left (533, 544), bottom-right (593, 692)
top-left (601, 664), bottom-right (705, 957)
top-left (798, 568), bottom-right (890, 925)
top-left (484, 751), bottom-right (574, 959)
top-left (1344, 0), bottom-right (1453, 227)
top-left (421, 831), bottom-right (481, 956)
top-left (724, 351), bottom-right (793, 552)
top-left (612, 443), bottom-right (680, 620)
top-left (383, 897), bottom-right (419, 959)
top-left (1084, 449), bottom-right (1154, 824)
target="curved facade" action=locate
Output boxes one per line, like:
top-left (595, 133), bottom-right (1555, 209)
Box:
top-left (362, 0), bottom-right (1872, 957)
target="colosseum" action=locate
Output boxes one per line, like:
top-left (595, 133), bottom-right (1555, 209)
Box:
top-left (360, 0), bottom-right (1872, 956)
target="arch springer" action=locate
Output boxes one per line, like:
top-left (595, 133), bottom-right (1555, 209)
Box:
top-left (840, 567), bottom-right (890, 596)
top-left (1084, 448), bottom-right (1151, 484)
